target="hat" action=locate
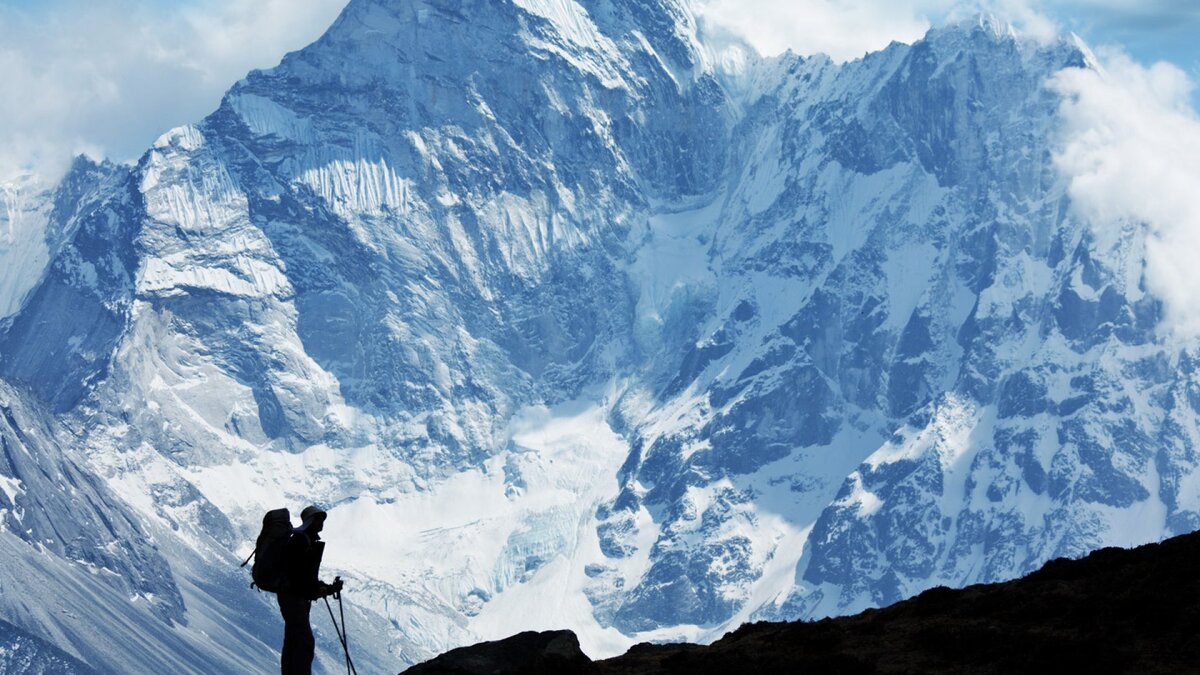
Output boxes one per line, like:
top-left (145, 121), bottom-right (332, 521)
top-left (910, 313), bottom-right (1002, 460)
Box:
top-left (300, 505), bottom-right (327, 524)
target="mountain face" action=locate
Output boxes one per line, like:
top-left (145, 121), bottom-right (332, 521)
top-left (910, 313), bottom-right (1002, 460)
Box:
top-left (0, 0), bottom-right (1196, 671)
top-left (0, 618), bottom-right (98, 675)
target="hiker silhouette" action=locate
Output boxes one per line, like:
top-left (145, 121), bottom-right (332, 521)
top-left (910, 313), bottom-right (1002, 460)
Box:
top-left (278, 505), bottom-right (343, 675)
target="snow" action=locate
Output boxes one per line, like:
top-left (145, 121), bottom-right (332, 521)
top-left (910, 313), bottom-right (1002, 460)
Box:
top-left (0, 178), bottom-right (52, 319)
top-left (629, 197), bottom-right (722, 346)
top-left (230, 93), bottom-right (315, 143)
top-left (732, 522), bottom-right (813, 620)
top-left (512, 0), bottom-right (629, 89)
top-left (182, 393), bottom-right (638, 659)
top-left (740, 128), bottom-right (788, 215)
top-left (2, 2), bottom-right (1190, 671)
top-left (298, 156), bottom-right (415, 217)
top-left (1176, 469), bottom-right (1200, 514)
top-left (848, 475), bottom-right (883, 517)
top-left (0, 475), bottom-right (23, 507)
top-left (138, 256), bottom-right (291, 298)
top-left (882, 240), bottom-right (939, 332)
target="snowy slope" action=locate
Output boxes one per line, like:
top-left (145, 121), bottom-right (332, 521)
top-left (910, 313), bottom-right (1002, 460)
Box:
top-left (0, 379), bottom-right (275, 673)
top-left (0, 1), bottom-right (1197, 672)
top-left (0, 176), bottom-right (51, 321)
top-left (0, 618), bottom-right (97, 675)
top-left (0, 158), bottom-right (125, 322)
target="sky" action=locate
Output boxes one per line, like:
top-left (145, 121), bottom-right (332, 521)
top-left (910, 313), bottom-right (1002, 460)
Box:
top-left (0, 0), bottom-right (1196, 182)
top-left (697, 0), bottom-right (1200, 71)
top-left (0, 0), bottom-right (348, 182)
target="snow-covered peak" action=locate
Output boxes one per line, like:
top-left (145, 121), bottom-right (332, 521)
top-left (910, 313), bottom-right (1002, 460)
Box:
top-left (1067, 32), bottom-right (1102, 71)
top-left (972, 11), bottom-right (1018, 40)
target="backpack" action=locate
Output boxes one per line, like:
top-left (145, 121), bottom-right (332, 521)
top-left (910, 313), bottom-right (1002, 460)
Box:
top-left (241, 508), bottom-right (294, 592)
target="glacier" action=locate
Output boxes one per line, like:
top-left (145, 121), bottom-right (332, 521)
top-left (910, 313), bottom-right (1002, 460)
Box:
top-left (0, 1), bottom-right (1197, 672)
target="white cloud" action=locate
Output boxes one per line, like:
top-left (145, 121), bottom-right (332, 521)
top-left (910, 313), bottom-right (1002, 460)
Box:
top-left (1050, 50), bottom-right (1200, 339)
top-left (693, 0), bottom-right (947, 62)
top-left (0, 0), bottom-right (348, 184)
top-left (692, 0), bottom-right (1064, 62)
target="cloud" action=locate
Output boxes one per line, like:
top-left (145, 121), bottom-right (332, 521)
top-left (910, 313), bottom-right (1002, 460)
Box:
top-left (691, 0), bottom-right (1068, 62)
top-left (1058, 0), bottom-right (1200, 27)
top-left (693, 0), bottom-right (949, 62)
top-left (0, 0), bottom-right (348, 184)
top-left (691, 0), bottom-right (1200, 66)
top-left (1050, 50), bottom-right (1200, 339)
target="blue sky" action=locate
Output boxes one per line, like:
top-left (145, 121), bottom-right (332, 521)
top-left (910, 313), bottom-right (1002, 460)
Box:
top-left (0, 0), bottom-right (1197, 181)
top-left (1043, 1), bottom-right (1200, 83)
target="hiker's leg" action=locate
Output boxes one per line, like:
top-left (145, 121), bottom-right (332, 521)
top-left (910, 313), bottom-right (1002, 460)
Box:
top-left (278, 593), bottom-right (314, 674)
top-left (300, 599), bottom-right (315, 672)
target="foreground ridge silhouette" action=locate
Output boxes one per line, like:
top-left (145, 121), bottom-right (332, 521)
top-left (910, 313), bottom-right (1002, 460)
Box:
top-left (403, 530), bottom-right (1200, 674)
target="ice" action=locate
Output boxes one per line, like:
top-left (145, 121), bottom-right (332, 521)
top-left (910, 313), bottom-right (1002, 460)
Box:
top-left (0, 475), bottom-right (23, 507)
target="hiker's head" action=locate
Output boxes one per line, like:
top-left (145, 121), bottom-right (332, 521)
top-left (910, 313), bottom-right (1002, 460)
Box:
top-left (299, 505), bottom-right (327, 536)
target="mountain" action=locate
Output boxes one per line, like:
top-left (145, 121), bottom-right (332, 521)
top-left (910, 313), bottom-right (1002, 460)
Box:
top-left (0, 0), bottom-right (1195, 671)
top-left (404, 528), bottom-right (1200, 674)
top-left (0, 618), bottom-right (97, 675)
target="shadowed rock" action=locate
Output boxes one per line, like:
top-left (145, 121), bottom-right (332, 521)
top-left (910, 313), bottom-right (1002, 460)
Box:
top-left (405, 529), bottom-right (1200, 674)
top-left (402, 630), bottom-right (591, 674)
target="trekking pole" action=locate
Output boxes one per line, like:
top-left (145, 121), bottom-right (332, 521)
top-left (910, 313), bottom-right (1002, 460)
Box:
top-left (322, 596), bottom-right (352, 675)
top-left (322, 581), bottom-right (358, 675)
top-left (338, 591), bottom-right (351, 675)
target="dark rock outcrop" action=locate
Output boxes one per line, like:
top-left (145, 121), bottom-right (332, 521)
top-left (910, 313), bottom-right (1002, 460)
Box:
top-left (403, 630), bottom-right (592, 674)
top-left (404, 529), bottom-right (1200, 673)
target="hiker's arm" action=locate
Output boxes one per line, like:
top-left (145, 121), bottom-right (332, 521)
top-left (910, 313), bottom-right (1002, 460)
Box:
top-left (312, 577), bottom-right (344, 599)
